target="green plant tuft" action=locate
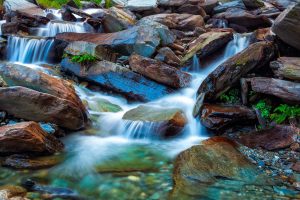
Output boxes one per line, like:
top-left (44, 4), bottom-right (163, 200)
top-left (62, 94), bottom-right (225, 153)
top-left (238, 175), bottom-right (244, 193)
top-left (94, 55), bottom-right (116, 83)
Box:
top-left (254, 99), bottom-right (272, 119)
top-left (219, 89), bottom-right (240, 104)
top-left (70, 54), bottom-right (97, 64)
top-left (270, 104), bottom-right (300, 124)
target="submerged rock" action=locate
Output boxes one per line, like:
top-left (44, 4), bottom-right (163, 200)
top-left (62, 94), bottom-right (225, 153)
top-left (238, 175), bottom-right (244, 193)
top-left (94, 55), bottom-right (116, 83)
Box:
top-left (201, 104), bottom-right (257, 130)
top-left (239, 125), bottom-right (298, 150)
top-left (181, 30), bottom-right (233, 64)
top-left (122, 105), bottom-right (187, 138)
top-left (88, 98), bottom-right (122, 113)
top-left (61, 58), bottom-right (175, 102)
top-left (171, 137), bottom-right (264, 199)
top-left (129, 54), bottom-right (192, 88)
top-left (272, 2), bottom-right (300, 50)
top-left (0, 86), bottom-right (85, 130)
top-left (196, 42), bottom-right (275, 101)
top-left (270, 57), bottom-right (300, 81)
top-left (0, 122), bottom-right (63, 155)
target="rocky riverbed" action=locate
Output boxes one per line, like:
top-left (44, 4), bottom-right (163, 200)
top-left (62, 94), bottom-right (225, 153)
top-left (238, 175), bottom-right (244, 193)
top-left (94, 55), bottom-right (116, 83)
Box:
top-left (0, 0), bottom-right (299, 199)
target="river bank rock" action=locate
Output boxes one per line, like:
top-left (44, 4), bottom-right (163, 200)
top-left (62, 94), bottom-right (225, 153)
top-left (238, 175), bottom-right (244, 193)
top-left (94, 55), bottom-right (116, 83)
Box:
top-left (122, 105), bottom-right (187, 138)
top-left (154, 47), bottom-right (181, 67)
top-left (201, 104), bottom-right (257, 130)
top-left (139, 13), bottom-right (204, 31)
top-left (129, 54), bottom-right (192, 88)
top-left (272, 2), bottom-right (300, 50)
top-left (61, 58), bottom-right (175, 102)
top-left (0, 63), bottom-right (88, 123)
top-left (214, 8), bottom-right (272, 32)
top-left (239, 125), bottom-right (298, 150)
top-left (181, 30), bottom-right (233, 64)
top-left (0, 86), bottom-right (85, 130)
top-left (0, 122), bottom-right (63, 155)
top-left (196, 42), bottom-right (275, 102)
top-left (270, 57), bottom-right (300, 81)
top-left (171, 137), bottom-right (264, 199)
top-left (56, 25), bottom-right (174, 57)
top-left (248, 77), bottom-right (300, 103)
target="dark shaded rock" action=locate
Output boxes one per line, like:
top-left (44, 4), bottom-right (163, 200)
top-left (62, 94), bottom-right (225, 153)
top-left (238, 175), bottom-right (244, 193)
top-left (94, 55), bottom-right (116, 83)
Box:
top-left (171, 136), bottom-right (263, 199)
top-left (1, 22), bottom-right (29, 34)
top-left (61, 8), bottom-right (77, 21)
top-left (0, 111), bottom-right (6, 123)
top-left (61, 58), bottom-right (175, 102)
top-left (0, 86), bottom-right (85, 130)
top-left (177, 3), bottom-right (207, 16)
top-left (272, 2), bottom-right (300, 50)
top-left (2, 154), bottom-right (62, 169)
top-left (239, 125), bottom-right (298, 150)
top-left (201, 104), bottom-right (257, 130)
top-left (265, 0), bottom-right (298, 10)
top-left (250, 28), bottom-right (274, 43)
top-left (129, 54), bottom-right (192, 88)
top-left (181, 30), bottom-right (233, 64)
top-left (196, 42), bottom-right (275, 101)
top-left (292, 161), bottom-right (300, 173)
top-left (0, 122), bottom-right (63, 155)
top-left (242, 0), bottom-right (264, 9)
top-left (122, 105), bottom-right (187, 138)
top-left (248, 77), bottom-right (300, 103)
top-left (4, 0), bottom-right (45, 16)
top-left (199, 0), bottom-right (219, 14)
top-left (213, 0), bottom-right (246, 14)
top-left (270, 57), bottom-right (300, 81)
top-left (154, 47), bottom-right (181, 67)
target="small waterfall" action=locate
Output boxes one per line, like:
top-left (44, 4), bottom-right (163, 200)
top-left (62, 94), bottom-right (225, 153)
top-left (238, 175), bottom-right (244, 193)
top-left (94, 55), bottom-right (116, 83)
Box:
top-left (0, 20), bottom-right (5, 35)
top-left (191, 54), bottom-right (200, 71)
top-left (37, 21), bottom-right (90, 37)
top-left (7, 36), bottom-right (54, 63)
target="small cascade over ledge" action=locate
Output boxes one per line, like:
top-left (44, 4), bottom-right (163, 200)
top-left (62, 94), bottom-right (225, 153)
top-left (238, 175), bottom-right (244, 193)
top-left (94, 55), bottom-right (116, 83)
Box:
top-left (7, 36), bottom-right (55, 63)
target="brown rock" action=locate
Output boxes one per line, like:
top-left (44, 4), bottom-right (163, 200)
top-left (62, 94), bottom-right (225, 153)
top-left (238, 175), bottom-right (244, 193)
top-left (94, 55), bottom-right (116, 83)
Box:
top-left (248, 77), bottom-right (300, 103)
top-left (250, 28), bottom-right (274, 43)
top-left (196, 42), bottom-right (275, 101)
top-left (270, 57), bottom-right (300, 81)
top-left (0, 122), bottom-right (63, 155)
top-left (201, 104), bottom-right (257, 130)
top-left (129, 54), bottom-right (192, 88)
top-left (242, 0), bottom-right (264, 9)
top-left (154, 47), bottom-right (181, 67)
top-left (292, 161), bottom-right (300, 173)
top-left (199, 0), bottom-right (219, 14)
top-left (0, 87), bottom-right (85, 130)
top-left (239, 125), bottom-right (298, 150)
top-left (272, 2), bottom-right (300, 50)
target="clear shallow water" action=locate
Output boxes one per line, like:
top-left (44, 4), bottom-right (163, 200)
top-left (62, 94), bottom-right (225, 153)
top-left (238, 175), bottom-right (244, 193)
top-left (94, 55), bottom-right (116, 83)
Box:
top-left (2, 26), bottom-right (251, 199)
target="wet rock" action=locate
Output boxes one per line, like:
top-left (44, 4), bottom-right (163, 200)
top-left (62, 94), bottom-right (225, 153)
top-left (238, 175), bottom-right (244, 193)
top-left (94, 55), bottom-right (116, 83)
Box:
top-left (56, 25), bottom-right (171, 57)
top-left (171, 137), bottom-right (263, 199)
top-left (113, 0), bottom-right (158, 11)
top-left (272, 2), bottom-right (300, 50)
top-left (158, 0), bottom-right (203, 7)
top-left (140, 13), bottom-right (204, 31)
top-left (248, 77), bottom-right (300, 103)
top-left (154, 47), bottom-right (181, 67)
top-left (0, 111), bottom-right (6, 123)
top-left (88, 98), bottom-right (122, 113)
top-left (242, 0), bottom-right (264, 9)
top-left (199, 0), bottom-right (219, 14)
top-left (1, 22), bottom-right (28, 34)
top-left (129, 54), bottom-right (192, 88)
top-left (292, 162), bottom-right (300, 173)
top-left (270, 57), bottom-right (300, 81)
top-left (201, 104), bottom-right (257, 130)
top-left (61, 8), bottom-right (77, 21)
top-left (250, 28), bottom-right (274, 43)
top-left (239, 125), bottom-right (298, 150)
top-left (214, 8), bottom-right (272, 31)
top-left (0, 63), bottom-right (88, 123)
top-left (181, 30), bottom-right (233, 64)
top-left (213, 0), bottom-right (246, 14)
top-left (102, 7), bottom-right (136, 33)
top-left (4, 0), bottom-right (45, 16)
top-left (61, 58), bottom-right (175, 102)
top-left (0, 122), bottom-right (63, 155)
top-left (196, 42), bottom-right (275, 101)
top-left (0, 185), bottom-right (27, 199)
top-left (2, 154), bottom-right (61, 169)
top-left (0, 86), bottom-right (85, 130)
top-left (265, 0), bottom-right (298, 11)
top-left (177, 3), bottom-right (207, 16)
top-left (122, 105), bottom-right (187, 138)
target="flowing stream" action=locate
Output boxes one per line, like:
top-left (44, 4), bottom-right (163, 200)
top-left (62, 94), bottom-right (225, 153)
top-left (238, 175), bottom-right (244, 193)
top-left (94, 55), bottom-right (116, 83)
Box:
top-left (1, 16), bottom-right (251, 199)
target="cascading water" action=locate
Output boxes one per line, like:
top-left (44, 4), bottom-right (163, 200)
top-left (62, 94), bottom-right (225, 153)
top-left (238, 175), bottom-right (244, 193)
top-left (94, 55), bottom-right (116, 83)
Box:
top-left (0, 20), bottom-right (5, 35)
top-left (7, 36), bottom-right (54, 63)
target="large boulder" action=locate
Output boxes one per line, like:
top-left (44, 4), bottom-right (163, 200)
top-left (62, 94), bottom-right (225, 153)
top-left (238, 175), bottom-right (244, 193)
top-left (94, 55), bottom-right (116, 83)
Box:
top-left (0, 63), bottom-right (88, 123)
top-left (56, 25), bottom-right (174, 58)
top-left (154, 47), bottom-right (181, 67)
top-left (181, 30), bottom-right (233, 64)
top-left (272, 2), bottom-right (300, 50)
top-left (4, 0), bottom-right (44, 16)
top-left (139, 13), bottom-right (204, 31)
top-left (129, 54), bottom-right (192, 88)
top-left (0, 86), bottom-right (85, 130)
top-left (60, 58), bottom-right (175, 102)
top-left (239, 125), bottom-right (298, 150)
top-left (201, 104), bottom-right (257, 130)
top-left (270, 57), bottom-right (300, 81)
top-left (0, 122), bottom-right (63, 155)
top-left (196, 42), bottom-right (275, 101)
top-left (171, 137), bottom-right (265, 199)
top-left (113, 0), bottom-right (158, 11)
top-left (122, 105), bottom-right (187, 138)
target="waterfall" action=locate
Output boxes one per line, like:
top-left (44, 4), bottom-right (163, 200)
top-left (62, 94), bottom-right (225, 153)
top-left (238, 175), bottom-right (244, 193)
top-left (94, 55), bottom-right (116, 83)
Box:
top-left (7, 36), bottom-right (54, 63)
top-left (37, 21), bottom-right (90, 37)
top-left (0, 20), bottom-right (5, 35)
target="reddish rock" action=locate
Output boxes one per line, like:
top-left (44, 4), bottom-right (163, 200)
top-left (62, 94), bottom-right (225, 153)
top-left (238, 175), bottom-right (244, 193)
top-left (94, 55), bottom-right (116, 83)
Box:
top-left (292, 162), bottom-right (300, 173)
top-left (199, 0), bottom-right (219, 14)
top-left (239, 125), bottom-right (298, 150)
top-left (129, 54), bottom-right (192, 88)
top-left (201, 104), bottom-right (257, 130)
top-left (154, 47), bottom-right (181, 67)
top-left (0, 87), bottom-right (85, 130)
top-left (0, 122), bottom-right (63, 155)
